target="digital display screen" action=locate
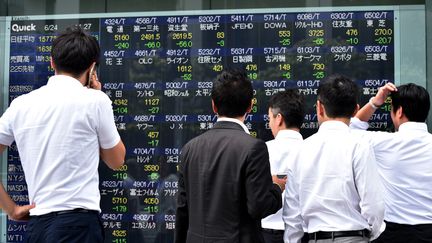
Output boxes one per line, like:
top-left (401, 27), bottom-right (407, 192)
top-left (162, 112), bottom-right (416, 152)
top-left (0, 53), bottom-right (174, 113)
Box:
top-left (5, 7), bottom-right (395, 242)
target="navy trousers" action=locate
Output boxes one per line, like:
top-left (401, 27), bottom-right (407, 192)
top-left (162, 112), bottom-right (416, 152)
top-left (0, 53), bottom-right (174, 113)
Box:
top-left (373, 221), bottom-right (432, 243)
top-left (261, 229), bottom-right (284, 243)
top-left (25, 210), bottom-right (104, 243)
top-left (261, 229), bottom-right (310, 243)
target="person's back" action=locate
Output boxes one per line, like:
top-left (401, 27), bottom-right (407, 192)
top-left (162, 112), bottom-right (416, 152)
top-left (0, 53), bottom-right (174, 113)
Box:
top-left (181, 123), bottom-right (271, 241)
top-left (373, 126), bottom-right (432, 224)
top-left (176, 69), bottom-right (282, 243)
top-left (351, 83), bottom-right (432, 242)
top-left (0, 26), bottom-right (125, 243)
top-left (8, 77), bottom-right (113, 214)
top-left (296, 121), bottom-right (376, 227)
top-left (283, 74), bottom-right (384, 243)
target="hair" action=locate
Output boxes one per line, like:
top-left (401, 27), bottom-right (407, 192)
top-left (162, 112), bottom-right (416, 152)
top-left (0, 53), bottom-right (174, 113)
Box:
top-left (51, 26), bottom-right (100, 78)
top-left (391, 83), bottom-right (430, 122)
top-left (211, 69), bottom-right (253, 117)
top-left (317, 74), bottom-right (359, 118)
top-left (268, 89), bottom-right (305, 129)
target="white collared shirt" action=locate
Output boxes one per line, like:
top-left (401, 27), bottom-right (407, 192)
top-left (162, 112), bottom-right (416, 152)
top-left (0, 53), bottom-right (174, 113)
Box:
top-left (216, 117), bottom-right (250, 134)
top-left (283, 121), bottom-right (385, 242)
top-left (0, 75), bottom-right (120, 215)
top-left (350, 118), bottom-right (432, 225)
top-left (262, 130), bottom-right (303, 230)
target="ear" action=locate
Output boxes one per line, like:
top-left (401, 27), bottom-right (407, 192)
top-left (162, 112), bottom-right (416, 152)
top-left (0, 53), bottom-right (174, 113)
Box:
top-left (89, 62), bottom-right (96, 71)
top-left (50, 57), bottom-right (56, 70)
top-left (396, 106), bottom-right (404, 119)
top-left (351, 104), bottom-right (360, 117)
top-left (316, 100), bottom-right (324, 117)
top-left (245, 100), bottom-right (253, 113)
top-left (211, 100), bottom-right (218, 114)
top-left (275, 113), bottom-right (284, 127)
top-left (86, 62), bottom-right (96, 76)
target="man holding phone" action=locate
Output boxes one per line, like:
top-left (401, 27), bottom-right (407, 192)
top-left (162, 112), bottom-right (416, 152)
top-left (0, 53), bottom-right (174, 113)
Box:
top-left (87, 63), bottom-right (97, 87)
top-left (0, 26), bottom-right (125, 243)
top-left (261, 90), bottom-right (305, 243)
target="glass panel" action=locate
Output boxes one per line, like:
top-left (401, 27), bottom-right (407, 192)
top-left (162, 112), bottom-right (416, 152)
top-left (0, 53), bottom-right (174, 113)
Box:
top-left (6, 0), bottom-right (105, 16)
top-left (427, 1), bottom-right (432, 129)
top-left (0, 1), bottom-right (430, 243)
top-left (107, 0), bottom-right (210, 12)
top-left (0, 16), bottom-right (7, 243)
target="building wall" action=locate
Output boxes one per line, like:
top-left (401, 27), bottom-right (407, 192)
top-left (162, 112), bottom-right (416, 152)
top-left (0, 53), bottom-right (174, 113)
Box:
top-left (0, 0), bottom-right (426, 16)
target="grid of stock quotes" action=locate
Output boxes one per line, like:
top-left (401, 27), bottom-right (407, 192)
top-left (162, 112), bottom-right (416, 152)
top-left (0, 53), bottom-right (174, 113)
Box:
top-left (6, 9), bottom-right (394, 243)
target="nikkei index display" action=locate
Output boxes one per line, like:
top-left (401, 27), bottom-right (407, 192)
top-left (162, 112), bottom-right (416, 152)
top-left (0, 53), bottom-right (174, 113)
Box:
top-left (6, 8), bottom-right (394, 243)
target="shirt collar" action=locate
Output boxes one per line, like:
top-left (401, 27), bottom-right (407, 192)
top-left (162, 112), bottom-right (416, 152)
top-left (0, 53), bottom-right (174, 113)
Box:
top-left (398, 122), bottom-right (428, 133)
top-left (217, 117), bottom-right (250, 134)
top-left (47, 75), bottom-right (84, 88)
top-left (275, 129), bottom-right (303, 140)
top-left (318, 120), bottom-right (349, 132)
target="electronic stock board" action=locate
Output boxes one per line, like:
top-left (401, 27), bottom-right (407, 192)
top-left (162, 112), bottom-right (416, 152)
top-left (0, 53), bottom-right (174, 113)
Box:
top-left (4, 7), bottom-right (395, 243)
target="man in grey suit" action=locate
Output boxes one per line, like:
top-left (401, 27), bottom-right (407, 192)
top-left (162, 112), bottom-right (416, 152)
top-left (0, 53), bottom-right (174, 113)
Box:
top-left (175, 69), bottom-right (284, 243)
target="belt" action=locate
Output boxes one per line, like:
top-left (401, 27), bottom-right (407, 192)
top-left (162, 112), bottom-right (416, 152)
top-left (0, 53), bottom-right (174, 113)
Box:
top-left (308, 229), bottom-right (370, 240)
top-left (261, 228), bottom-right (284, 234)
top-left (34, 208), bottom-right (98, 218)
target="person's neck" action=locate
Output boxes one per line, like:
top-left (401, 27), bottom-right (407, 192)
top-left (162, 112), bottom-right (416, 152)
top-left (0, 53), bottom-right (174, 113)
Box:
top-left (55, 71), bottom-right (85, 86)
top-left (218, 115), bottom-right (245, 123)
top-left (320, 117), bottom-right (351, 125)
top-left (285, 127), bottom-right (300, 132)
top-left (275, 127), bottom-right (299, 136)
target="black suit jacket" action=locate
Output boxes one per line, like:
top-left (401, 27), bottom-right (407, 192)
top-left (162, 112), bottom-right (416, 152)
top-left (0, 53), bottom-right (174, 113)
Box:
top-left (175, 121), bottom-right (282, 243)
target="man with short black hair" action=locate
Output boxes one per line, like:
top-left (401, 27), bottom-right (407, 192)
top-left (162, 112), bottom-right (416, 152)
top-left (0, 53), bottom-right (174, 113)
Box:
top-left (0, 26), bottom-right (125, 243)
top-left (175, 69), bottom-right (283, 243)
top-left (261, 90), bottom-right (305, 243)
top-left (283, 74), bottom-right (385, 243)
top-left (351, 82), bottom-right (432, 243)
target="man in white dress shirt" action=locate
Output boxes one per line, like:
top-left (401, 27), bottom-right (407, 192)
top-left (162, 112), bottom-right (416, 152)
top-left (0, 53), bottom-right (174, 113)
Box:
top-left (0, 27), bottom-right (125, 243)
top-left (351, 82), bottom-right (432, 243)
top-left (283, 74), bottom-right (385, 243)
top-left (261, 90), bottom-right (305, 243)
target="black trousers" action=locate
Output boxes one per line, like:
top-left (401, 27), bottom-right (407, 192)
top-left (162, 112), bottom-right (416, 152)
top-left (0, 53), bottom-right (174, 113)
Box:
top-left (262, 229), bottom-right (284, 243)
top-left (261, 228), bottom-right (309, 243)
top-left (373, 221), bottom-right (432, 243)
top-left (25, 210), bottom-right (104, 243)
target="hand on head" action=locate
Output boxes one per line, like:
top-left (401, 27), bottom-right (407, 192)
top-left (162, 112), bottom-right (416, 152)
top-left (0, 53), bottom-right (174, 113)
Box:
top-left (373, 83), bottom-right (397, 106)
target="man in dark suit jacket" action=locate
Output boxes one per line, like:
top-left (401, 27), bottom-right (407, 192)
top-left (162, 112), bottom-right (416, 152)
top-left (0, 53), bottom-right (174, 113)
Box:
top-left (175, 69), bottom-right (284, 243)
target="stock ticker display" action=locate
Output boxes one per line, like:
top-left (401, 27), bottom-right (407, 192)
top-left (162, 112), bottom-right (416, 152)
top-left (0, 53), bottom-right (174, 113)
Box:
top-left (6, 9), bottom-right (394, 242)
